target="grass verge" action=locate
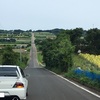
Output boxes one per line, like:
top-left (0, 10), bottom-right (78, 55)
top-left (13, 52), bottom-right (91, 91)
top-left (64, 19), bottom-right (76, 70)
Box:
top-left (64, 69), bottom-right (100, 92)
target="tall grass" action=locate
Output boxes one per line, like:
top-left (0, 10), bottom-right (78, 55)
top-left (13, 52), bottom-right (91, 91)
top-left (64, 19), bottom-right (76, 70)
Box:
top-left (73, 54), bottom-right (100, 73)
top-left (37, 52), bottom-right (43, 64)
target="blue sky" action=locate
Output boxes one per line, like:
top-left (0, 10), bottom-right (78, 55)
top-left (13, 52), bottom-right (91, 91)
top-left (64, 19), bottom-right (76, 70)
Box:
top-left (0, 0), bottom-right (100, 30)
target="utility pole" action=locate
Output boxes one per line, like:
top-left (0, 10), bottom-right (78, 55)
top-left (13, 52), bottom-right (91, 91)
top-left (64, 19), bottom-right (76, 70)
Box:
top-left (20, 45), bottom-right (22, 66)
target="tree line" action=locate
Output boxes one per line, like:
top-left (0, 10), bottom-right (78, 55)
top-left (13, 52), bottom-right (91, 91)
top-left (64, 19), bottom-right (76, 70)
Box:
top-left (0, 29), bottom-right (32, 34)
top-left (36, 28), bottom-right (100, 55)
top-left (35, 28), bottom-right (100, 72)
top-left (64, 28), bottom-right (100, 55)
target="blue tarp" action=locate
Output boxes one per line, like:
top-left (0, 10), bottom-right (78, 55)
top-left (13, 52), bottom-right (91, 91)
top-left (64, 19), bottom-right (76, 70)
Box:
top-left (74, 69), bottom-right (100, 81)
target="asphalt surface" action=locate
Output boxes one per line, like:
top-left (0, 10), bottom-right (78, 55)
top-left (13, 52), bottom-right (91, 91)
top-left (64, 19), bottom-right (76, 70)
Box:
top-left (24, 33), bottom-right (100, 100)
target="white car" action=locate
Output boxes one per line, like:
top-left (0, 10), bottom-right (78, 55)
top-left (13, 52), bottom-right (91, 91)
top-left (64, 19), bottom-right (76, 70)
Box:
top-left (0, 65), bottom-right (28, 100)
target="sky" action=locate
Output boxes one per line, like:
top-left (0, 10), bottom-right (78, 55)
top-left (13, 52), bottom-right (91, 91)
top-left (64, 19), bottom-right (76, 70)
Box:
top-left (0, 0), bottom-right (100, 30)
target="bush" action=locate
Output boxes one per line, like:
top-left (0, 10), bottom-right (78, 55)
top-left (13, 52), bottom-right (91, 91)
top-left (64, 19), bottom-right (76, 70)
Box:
top-left (2, 46), bottom-right (19, 65)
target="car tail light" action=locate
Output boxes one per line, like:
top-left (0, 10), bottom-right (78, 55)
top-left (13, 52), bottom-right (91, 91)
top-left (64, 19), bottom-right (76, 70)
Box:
top-left (13, 82), bottom-right (24, 88)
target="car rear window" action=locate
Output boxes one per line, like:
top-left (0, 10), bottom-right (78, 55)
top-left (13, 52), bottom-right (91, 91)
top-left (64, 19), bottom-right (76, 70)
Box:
top-left (0, 67), bottom-right (18, 77)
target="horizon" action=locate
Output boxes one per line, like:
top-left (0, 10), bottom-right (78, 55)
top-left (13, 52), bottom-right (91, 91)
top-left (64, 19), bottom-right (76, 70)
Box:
top-left (0, 27), bottom-right (99, 31)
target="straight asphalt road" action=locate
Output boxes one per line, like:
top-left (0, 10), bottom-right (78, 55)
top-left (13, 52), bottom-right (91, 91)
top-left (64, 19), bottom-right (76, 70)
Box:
top-left (25, 33), bottom-right (100, 100)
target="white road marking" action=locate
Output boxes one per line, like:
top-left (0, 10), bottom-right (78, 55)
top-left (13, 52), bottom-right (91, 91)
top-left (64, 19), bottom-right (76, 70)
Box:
top-left (46, 69), bottom-right (100, 99)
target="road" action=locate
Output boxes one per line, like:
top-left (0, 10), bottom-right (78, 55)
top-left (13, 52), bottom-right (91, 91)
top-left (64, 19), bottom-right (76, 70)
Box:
top-left (25, 33), bottom-right (100, 100)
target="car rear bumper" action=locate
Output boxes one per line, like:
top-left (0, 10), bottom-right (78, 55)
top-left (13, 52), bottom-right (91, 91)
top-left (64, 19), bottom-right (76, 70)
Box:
top-left (0, 88), bottom-right (26, 100)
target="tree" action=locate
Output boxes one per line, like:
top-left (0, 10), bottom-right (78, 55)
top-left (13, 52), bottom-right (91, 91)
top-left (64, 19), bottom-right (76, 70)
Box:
top-left (2, 46), bottom-right (19, 65)
top-left (13, 29), bottom-right (24, 34)
top-left (56, 33), bottom-right (74, 71)
top-left (64, 28), bottom-right (85, 53)
top-left (65, 28), bottom-right (84, 45)
top-left (41, 32), bottom-right (74, 72)
top-left (85, 28), bottom-right (100, 54)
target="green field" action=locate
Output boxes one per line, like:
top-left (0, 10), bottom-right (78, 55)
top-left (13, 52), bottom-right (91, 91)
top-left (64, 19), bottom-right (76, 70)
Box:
top-left (0, 33), bottom-right (31, 47)
top-left (0, 32), bottom-right (31, 68)
top-left (34, 32), bottom-right (56, 40)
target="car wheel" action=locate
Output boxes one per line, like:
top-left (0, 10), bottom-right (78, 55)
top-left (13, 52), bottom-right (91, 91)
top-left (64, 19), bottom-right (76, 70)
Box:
top-left (12, 96), bottom-right (20, 100)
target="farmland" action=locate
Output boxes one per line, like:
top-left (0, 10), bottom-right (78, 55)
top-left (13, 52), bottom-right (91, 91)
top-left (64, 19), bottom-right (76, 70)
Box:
top-left (34, 32), bottom-right (56, 40)
top-left (0, 32), bottom-right (31, 48)
top-left (0, 32), bottom-right (31, 68)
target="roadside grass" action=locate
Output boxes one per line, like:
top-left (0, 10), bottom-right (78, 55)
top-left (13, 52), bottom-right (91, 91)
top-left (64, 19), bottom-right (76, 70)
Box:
top-left (0, 54), bottom-right (2, 64)
top-left (13, 47), bottom-right (30, 69)
top-left (64, 69), bottom-right (100, 91)
top-left (21, 52), bottom-right (30, 69)
top-left (73, 54), bottom-right (100, 74)
top-left (37, 52), bottom-right (44, 65)
top-left (64, 54), bottom-right (100, 91)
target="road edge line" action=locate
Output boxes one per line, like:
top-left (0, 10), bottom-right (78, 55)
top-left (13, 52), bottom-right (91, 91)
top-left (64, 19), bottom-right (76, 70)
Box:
top-left (45, 68), bottom-right (100, 99)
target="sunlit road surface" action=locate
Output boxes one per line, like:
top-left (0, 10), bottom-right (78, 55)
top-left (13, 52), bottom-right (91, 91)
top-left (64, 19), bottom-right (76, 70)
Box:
top-left (25, 33), bottom-right (100, 100)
